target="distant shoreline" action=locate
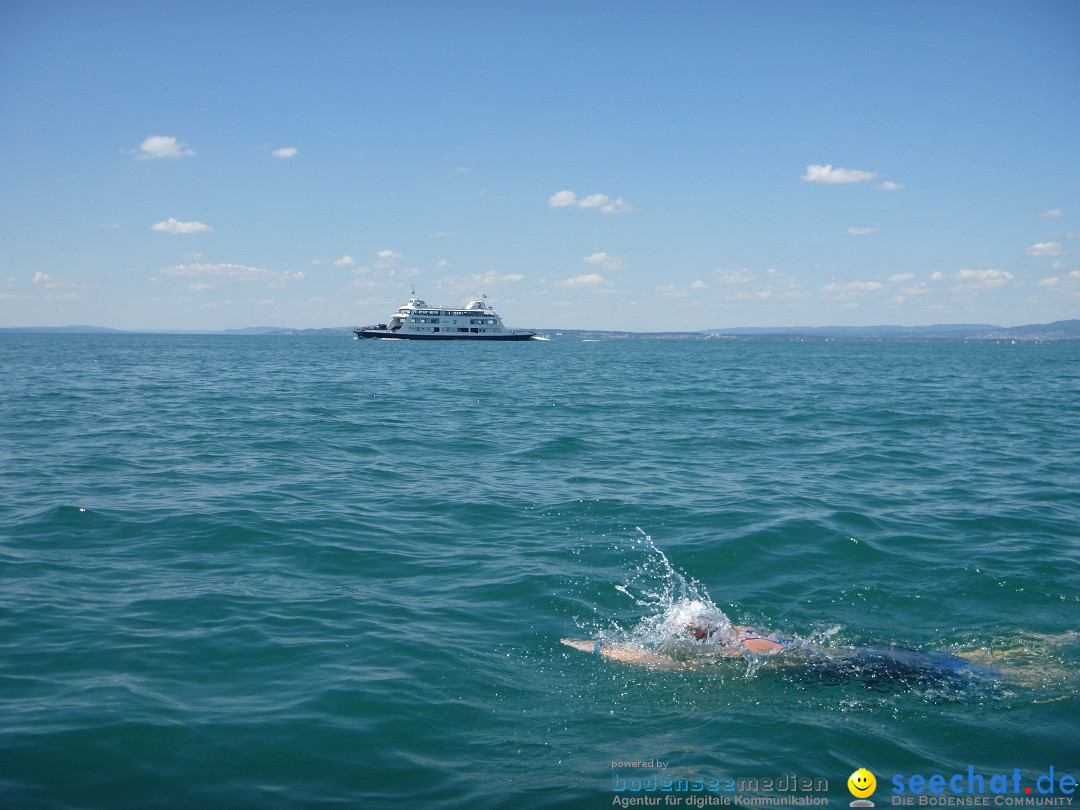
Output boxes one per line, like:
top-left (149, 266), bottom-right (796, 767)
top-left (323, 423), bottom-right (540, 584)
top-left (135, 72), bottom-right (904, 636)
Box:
top-left (1, 319), bottom-right (1078, 342)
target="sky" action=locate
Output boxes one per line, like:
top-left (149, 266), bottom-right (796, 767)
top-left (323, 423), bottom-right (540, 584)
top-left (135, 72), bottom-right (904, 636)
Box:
top-left (1, 0), bottom-right (1078, 331)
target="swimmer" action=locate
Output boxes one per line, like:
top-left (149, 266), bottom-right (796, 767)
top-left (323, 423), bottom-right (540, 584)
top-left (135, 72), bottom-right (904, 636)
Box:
top-left (561, 620), bottom-right (1000, 684)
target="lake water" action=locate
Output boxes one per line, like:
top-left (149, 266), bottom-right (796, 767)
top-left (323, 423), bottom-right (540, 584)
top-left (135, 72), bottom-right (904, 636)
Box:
top-left (2, 334), bottom-right (1078, 809)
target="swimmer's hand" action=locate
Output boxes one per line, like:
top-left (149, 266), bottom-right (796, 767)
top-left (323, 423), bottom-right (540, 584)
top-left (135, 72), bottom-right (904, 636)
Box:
top-left (560, 638), bottom-right (679, 669)
top-left (560, 639), bottom-right (599, 653)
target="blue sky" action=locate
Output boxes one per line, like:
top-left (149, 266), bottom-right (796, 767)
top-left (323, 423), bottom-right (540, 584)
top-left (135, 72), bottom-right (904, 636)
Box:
top-left (1, 1), bottom-right (1077, 331)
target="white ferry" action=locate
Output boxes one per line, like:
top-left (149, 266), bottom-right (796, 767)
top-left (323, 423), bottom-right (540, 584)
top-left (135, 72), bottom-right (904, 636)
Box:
top-left (354, 292), bottom-right (537, 341)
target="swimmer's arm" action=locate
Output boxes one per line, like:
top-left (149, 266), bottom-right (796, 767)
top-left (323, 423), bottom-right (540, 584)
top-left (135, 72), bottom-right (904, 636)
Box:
top-left (560, 638), bottom-right (681, 669)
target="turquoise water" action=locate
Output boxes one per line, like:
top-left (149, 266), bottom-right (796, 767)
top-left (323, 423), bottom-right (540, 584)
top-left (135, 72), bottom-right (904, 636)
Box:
top-left (2, 334), bottom-right (1078, 809)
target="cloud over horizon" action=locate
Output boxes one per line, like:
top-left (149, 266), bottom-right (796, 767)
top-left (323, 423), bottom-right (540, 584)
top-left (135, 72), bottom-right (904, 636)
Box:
top-left (160, 262), bottom-right (303, 286)
top-left (132, 136), bottom-right (195, 159)
top-left (583, 252), bottom-right (628, 271)
top-left (801, 164), bottom-right (878, 184)
top-left (952, 268), bottom-right (1015, 289)
top-left (559, 273), bottom-right (608, 288)
top-left (548, 190), bottom-right (635, 214)
top-left (152, 218), bottom-right (213, 234)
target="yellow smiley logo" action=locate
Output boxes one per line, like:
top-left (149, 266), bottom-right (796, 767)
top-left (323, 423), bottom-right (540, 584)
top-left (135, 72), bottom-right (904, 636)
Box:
top-left (848, 769), bottom-right (877, 798)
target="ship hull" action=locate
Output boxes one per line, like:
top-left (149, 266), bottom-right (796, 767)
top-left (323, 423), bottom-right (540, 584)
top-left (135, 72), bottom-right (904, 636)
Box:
top-left (354, 329), bottom-right (536, 341)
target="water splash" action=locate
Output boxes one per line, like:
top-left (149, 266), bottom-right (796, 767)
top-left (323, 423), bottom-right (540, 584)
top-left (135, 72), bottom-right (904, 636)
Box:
top-left (603, 529), bottom-right (746, 670)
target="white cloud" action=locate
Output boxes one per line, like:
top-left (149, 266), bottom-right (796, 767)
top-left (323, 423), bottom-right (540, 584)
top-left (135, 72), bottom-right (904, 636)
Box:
top-left (333, 256), bottom-right (355, 267)
top-left (548, 190), bottom-right (635, 213)
top-left (656, 284), bottom-right (688, 299)
top-left (731, 289), bottom-right (774, 301)
top-left (374, 250), bottom-right (403, 269)
top-left (431, 271), bottom-right (526, 301)
top-left (429, 231), bottom-right (456, 238)
top-left (583, 252), bottom-right (628, 271)
top-left (1039, 209), bottom-right (1066, 219)
top-left (152, 218), bottom-right (213, 234)
top-left (270, 271), bottom-right (304, 288)
top-left (719, 269), bottom-right (805, 302)
top-left (876, 181), bottom-right (904, 191)
top-left (1026, 242), bottom-right (1063, 256)
top-left (690, 280), bottom-right (708, 290)
top-left (1039, 277), bottom-right (1060, 287)
top-left (713, 268), bottom-right (756, 284)
top-left (559, 273), bottom-right (607, 288)
top-left (954, 268), bottom-right (1014, 288)
top-left (801, 164), bottom-right (877, 184)
top-left (900, 284), bottom-right (930, 296)
top-left (134, 135), bottom-right (195, 159)
top-left (930, 271), bottom-right (946, 281)
top-left (889, 273), bottom-right (915, 282)
top-left (159, 262), bottom-right (301, 286)
top-left (822, 280), bottom-right (883, 294)
top-left (548, 190), bottom-right (578, 207)
top-left (578, 194), bottom-right (610, 208)
top-left (272, 147), bottom-right (299, 158)
top-left (847, 226), bottom-right (879, 235)
top-left (600, 197), bottom-right (634, 214)
top-left (161, 262), bottom-right (272, 279)
top-left (32, 271), bottom-right (87, 289)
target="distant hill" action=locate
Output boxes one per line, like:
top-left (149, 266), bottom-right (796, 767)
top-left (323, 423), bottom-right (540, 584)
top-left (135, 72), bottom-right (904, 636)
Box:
top-left (701, 319), bottom-right (1080, 341)
top-left (263, 327), bottom-right (354, 336)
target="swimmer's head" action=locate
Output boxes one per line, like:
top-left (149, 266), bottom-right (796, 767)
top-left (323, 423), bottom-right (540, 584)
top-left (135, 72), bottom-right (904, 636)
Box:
top-left (687, 622), bottom-right (727, 642)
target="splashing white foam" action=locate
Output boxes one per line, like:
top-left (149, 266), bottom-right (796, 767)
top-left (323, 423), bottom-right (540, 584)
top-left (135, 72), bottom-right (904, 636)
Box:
top-left (610, 529), bottom-right (735, 658)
